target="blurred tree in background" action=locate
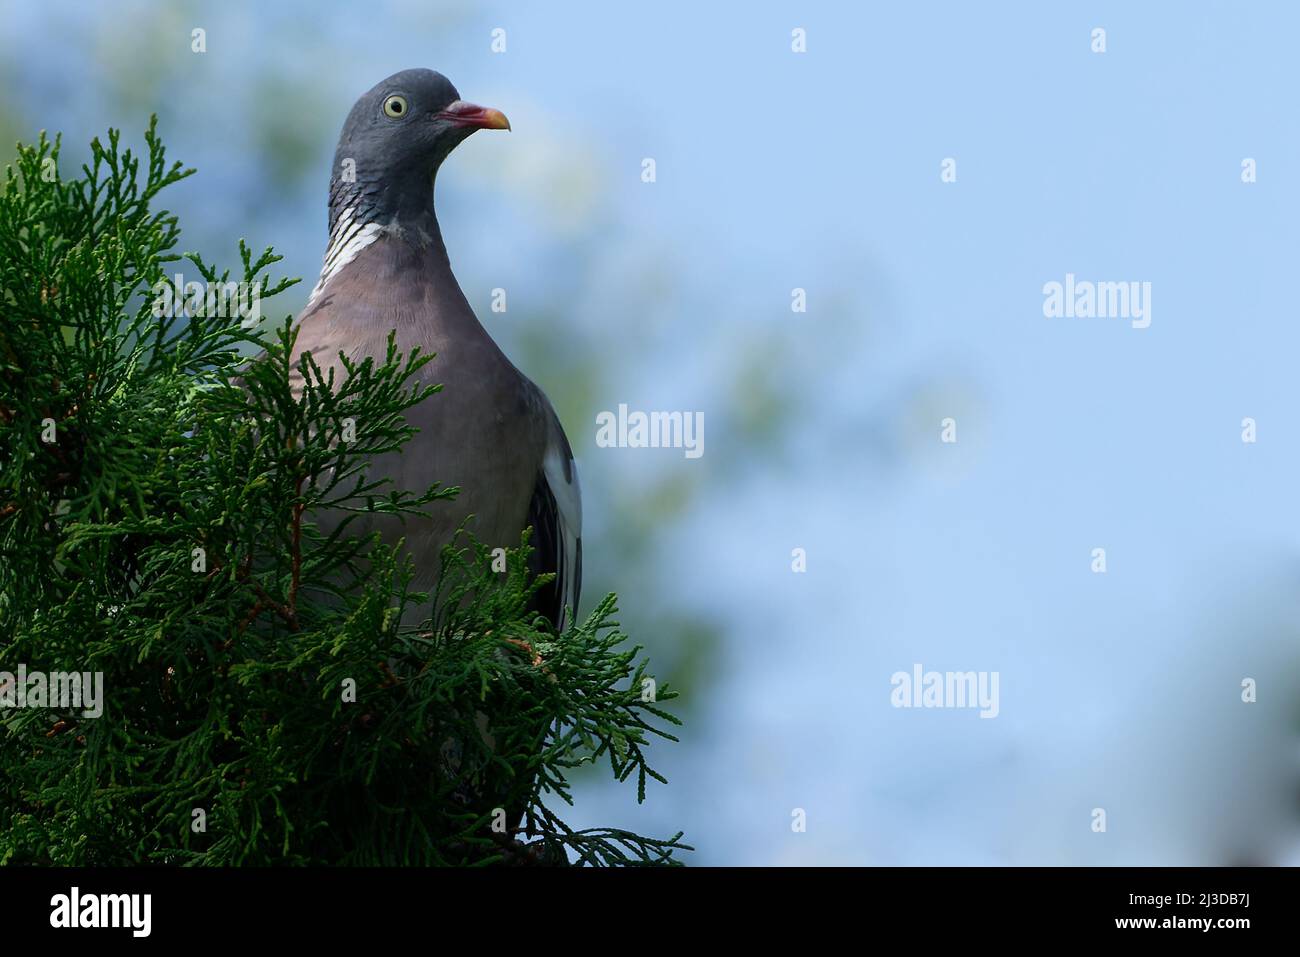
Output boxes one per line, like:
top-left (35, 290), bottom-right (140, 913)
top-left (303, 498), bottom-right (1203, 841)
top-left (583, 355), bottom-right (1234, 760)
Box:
top-left (0, 0), bottom-right (956, 862)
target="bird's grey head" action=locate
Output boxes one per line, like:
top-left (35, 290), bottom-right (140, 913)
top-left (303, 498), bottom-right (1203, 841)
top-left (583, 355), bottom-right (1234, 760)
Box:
top-left (328, 68), bottom-right (509, 230)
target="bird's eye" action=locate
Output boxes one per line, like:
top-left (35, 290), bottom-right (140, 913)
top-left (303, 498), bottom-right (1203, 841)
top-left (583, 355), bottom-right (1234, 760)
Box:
top-left (383, 95), bottom-right (408, 118)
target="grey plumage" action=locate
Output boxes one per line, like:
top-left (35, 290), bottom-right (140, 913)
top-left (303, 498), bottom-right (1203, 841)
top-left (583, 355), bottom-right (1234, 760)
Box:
top-left (292, 68), bottom-right (581, 631)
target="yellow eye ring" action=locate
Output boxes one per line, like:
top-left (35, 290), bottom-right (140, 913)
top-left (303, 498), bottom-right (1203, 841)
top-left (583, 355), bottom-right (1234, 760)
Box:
top-left (383, 95), bottom-right (408, 118)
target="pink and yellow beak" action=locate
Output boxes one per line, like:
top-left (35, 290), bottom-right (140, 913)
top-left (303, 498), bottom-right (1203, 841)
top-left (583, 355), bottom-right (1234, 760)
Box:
top-left (437, 100), bottom-right (511, 130)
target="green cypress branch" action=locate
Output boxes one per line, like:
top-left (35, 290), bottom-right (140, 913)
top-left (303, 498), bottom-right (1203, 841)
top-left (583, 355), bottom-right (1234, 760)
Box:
top-left (0, 120), bottom-right (688, 866)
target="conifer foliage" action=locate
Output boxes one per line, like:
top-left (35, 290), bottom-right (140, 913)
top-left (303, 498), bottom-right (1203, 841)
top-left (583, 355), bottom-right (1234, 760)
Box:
top-left (0, 123), bottom-right (686, 865)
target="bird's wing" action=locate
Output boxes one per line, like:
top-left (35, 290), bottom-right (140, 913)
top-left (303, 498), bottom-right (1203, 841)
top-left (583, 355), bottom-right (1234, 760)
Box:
top-left (526, 404), bottom-right (582, 632)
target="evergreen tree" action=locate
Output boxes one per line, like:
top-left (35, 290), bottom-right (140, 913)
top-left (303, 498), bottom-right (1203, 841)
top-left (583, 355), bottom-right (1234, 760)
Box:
top-left (0, 122), bottom-right (686, 866)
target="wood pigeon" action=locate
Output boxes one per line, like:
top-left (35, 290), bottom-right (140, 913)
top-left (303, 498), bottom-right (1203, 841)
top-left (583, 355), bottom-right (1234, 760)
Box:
top-left (291, 68), bottom-right (582, 633)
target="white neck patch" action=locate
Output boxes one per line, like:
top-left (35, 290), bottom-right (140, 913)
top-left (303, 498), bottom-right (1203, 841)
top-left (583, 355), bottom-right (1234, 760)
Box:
top-left (308, 206), bottom-right (385, 306)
